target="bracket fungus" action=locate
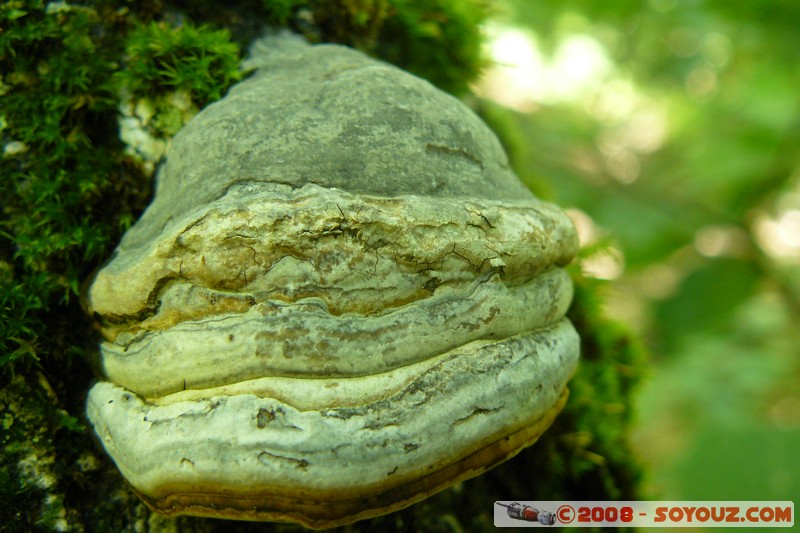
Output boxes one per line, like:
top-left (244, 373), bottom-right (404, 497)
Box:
top-left (84, 33), bottom-right (580, 529)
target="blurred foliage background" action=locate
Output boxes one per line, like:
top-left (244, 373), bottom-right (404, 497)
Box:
top-left (477, 0), bottom-right (799, 505)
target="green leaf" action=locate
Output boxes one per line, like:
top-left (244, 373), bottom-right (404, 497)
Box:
top-left (655, 258), bottom-right (760, 349)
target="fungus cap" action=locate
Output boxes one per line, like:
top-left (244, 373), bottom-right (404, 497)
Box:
top-left (85, 33), bottom-right (580, 529)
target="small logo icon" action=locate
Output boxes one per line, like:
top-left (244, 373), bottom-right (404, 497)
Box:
top-left (496, 502), bottom-right (556, 525)
top-left (556, 504), bottom-right (575, 524)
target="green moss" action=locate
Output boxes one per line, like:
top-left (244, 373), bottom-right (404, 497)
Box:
top-left (113, 20), bottom-right (243, 160)
top-left (309, 0), bottom-right (489, 94)
top-left (558, 271), bottom-right (646, 498)
top-left (377, 0), bottom-right (489, 94)
top-left (0, 461), bottom-right (46, 532)
top-left (0, 5), bottom-right (244, 523)
top-left (173, 0), bottom-right (488, 94)
top-left (0, 373), bottom-right (88, 531)
top-left (0, 3), bottom-right (244, 380)
top-left (260, 0), bottom-right (309, 25)
top-left (1, 0), bottom-right (129, 375)
top-left (116, 21), bottom-right (242, 109)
